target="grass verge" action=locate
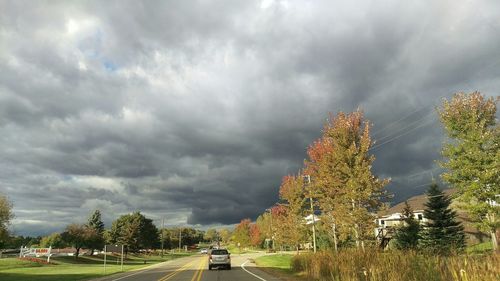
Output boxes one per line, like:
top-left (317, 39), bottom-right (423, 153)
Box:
top-left (292, 249), bottom-right (500, 281)
top-left (226, 245), bottom-right (260, 255)
top-left (0, 252), bottom-right (192, 281)
top-left (254, 254), bottom-right (304, 281)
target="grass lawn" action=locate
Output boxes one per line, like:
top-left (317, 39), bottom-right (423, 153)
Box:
top-left (467, 241), bottom-right (493, 254)
top-left (225, 245), bottom-right (260, 254)
top-left (254, 254), bottom-right (304, 281)
top-left (0, 252), bottom-right (192, 281)
top-left (254, 254), bottom-right (293, 271)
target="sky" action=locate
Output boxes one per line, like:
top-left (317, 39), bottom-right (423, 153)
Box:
top-left (1, 0), bottom-right (499, 236)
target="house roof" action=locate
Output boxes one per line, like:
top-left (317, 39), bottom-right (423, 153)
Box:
top-left (380, 188), bottom-right (456, 216)
top-left (379, 188), bottom-right (485, 236)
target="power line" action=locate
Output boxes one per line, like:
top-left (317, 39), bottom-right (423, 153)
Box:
top-left (374, 109), bottom-right (435, 143)
top-left (388, 167), bottom-right (442, 184)
top-left (405, 168), bottom-right (441, 180)
top-left (372, 106), bottom-right (427, 137)
top-left (369, 92), bottom-right (451, 148)
top-left (369, 116), bottom-right (436, 151)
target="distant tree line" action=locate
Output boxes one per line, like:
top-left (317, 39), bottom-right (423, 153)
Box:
top-left (0, 206), bottom-right (215, 258)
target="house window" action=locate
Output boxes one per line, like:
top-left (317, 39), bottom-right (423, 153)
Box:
top-left (380, 220), bottom-right (385, 225)
top-left (417, 214), bottom-right (423, 220)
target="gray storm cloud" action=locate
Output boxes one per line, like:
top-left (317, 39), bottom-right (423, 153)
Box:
top-left (0, 0), bottom-right (499, 235)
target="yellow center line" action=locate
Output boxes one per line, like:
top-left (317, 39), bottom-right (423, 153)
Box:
top-left (196, 259), bottom-right (206, 281)
top-left (157, 259), bottom-right (197, 281)
top-left (190, 257), bottom-right (206, 281)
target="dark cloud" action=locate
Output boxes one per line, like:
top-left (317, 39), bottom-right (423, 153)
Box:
top-left (1, 0), bottom-right (499, 236)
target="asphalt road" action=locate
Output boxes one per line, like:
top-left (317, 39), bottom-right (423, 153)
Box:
top-left (92, 253), bottom-right (281, 281)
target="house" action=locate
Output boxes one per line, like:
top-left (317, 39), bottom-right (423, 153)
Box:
top-left (375, 189), bottom-right (488, 248)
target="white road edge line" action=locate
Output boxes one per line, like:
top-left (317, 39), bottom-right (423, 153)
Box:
top-left (241, 260), bottom-right (267, 281)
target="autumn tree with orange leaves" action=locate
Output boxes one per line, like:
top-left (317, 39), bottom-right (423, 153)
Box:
top-left (249, 223), bottom-right (262, 247)
top-left (305, 110), bottom-right (390, 250)
top-left (233, 219), bottom-right (251, 248)
top-left (270, 205), bottom-right (289, 249)
top-left (278, 175), bottom-right (307, 251)
top-left (255, 211), bottom-right (273, 249)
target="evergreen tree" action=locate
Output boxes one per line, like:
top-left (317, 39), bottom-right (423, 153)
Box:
top-left (88, 210), bottom-right (105, 234)
top-left (419, 183), bottom-right (465, 254)
top-left (86, 210), bottom-right (105, 255)
top-left (393, 201), bottom-right (420, 250)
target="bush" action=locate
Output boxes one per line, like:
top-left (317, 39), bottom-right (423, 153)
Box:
top-left (291, 248), bottom-right (499, 281)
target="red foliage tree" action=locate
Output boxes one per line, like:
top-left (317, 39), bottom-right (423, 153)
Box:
top-left (249, 223), bottom-right (261, 247)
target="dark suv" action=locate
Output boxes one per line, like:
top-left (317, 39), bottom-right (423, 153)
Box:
top-left (208, 249), bottom-right (231, 270)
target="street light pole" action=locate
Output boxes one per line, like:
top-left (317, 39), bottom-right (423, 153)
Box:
top-left (304, 175), bottom-right (317, 253)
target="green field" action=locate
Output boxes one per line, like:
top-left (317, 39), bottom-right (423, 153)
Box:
top-left (0, 252), bottom-right (191, 281)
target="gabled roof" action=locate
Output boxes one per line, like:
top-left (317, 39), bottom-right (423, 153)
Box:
top-left (380, 189), bottom-right (456, 216)
top-left (379, 188), bottom-right (485, 235)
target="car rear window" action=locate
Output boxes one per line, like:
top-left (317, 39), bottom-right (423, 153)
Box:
top-left (211, 249), bottom-right (228, 255)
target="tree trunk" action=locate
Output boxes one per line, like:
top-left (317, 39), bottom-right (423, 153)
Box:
top-left (353, 226), bottom-right (360, 248)
top-left (490, 230), bottom-right (498, 251)
top-left (75, 247), bottom-right (80, 259)
top-left (332, 223), bottom-right (338, 252)
top-left (351, 200), bottom-right (361, 249)
top-left (487, 212), bottom-right (498, 251)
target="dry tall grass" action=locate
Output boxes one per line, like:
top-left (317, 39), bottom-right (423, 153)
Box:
top-left (291, 249), bottom-right (499, 281)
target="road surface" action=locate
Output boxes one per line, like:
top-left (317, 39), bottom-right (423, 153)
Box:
top-left (91, 253), bottom-right (282, 281)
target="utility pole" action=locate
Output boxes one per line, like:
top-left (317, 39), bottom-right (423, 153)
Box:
top-left (304, 175), bottom-right (316, 253)
top-left (178, 227), bottom-right (182, 252)
top-left (160, 218), bottom-right (164, 257)
top-left (266, 208), bottom-right (274, 251)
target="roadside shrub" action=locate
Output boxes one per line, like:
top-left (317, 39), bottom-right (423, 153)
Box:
top-left (291, 248), bottom-right (499, 281)
top-left (18, 257), bottom-right (53, 265)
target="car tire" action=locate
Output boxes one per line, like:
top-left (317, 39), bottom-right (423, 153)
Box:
top-left (227, 265), bottom-right (231, 270)
top-left (208, 265), bottom-right (212, 270)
